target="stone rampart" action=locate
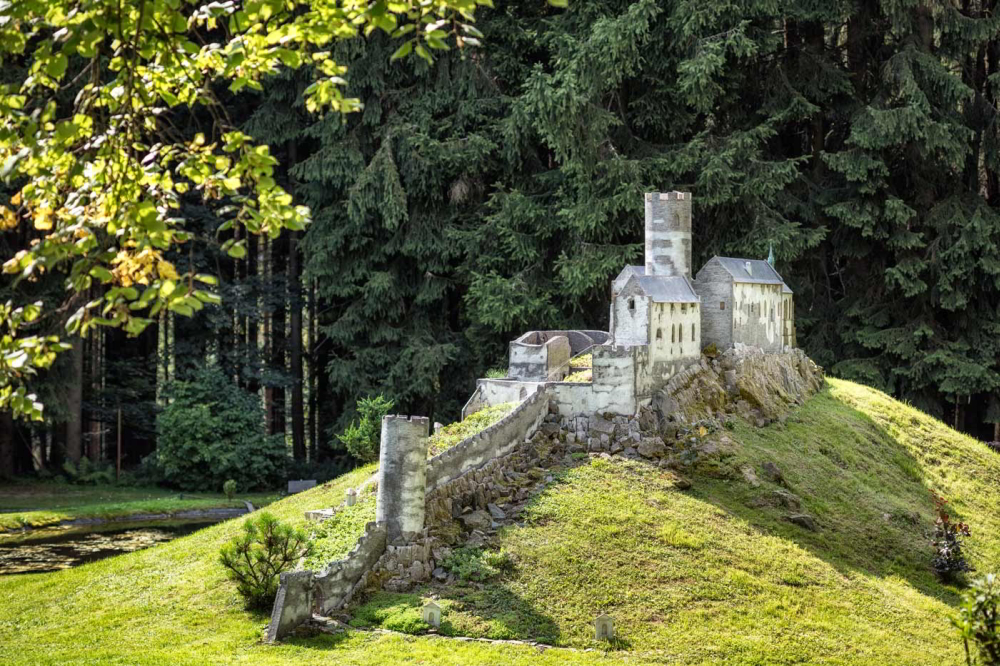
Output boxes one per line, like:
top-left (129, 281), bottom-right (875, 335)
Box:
top-left (427, 388), bottom-right (547, 491)
top-left (376, 415), bottom-right (429, 542)
top-left (313, 521), bottom-right (387, 614)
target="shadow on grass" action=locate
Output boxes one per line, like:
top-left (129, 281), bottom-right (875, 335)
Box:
top-left (661, 384), bottom-right (970, 606)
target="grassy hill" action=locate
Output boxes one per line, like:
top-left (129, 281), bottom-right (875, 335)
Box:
top-left (3, 378), bottom-right (999, 665)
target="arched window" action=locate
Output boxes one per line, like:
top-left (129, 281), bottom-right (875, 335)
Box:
top-left (679, 325), bottom-right (683, 343)
top-left (671, 325), bottom-right (676, 343)
top-left (691, 322), bottom-right (695, 340)
top-left (656, 328), bottom-right (662, 340)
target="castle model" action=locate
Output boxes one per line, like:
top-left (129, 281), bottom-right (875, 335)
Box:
top-left (464, 191), bottom-right (796, 420)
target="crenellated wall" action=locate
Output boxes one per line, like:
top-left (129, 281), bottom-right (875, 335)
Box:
top-left (427, 388), bottom-right (548, 491)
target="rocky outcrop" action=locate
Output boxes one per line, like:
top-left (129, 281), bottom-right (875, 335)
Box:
top-left (654, 347), bottom-right (823, 427)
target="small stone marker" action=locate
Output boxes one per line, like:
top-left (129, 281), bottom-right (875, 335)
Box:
top-left (345, 488), bottom-right (357, 506)
top-left (595, 613), bottom-right (614, 641)
top-left (422, 601), bottom-right (441, 628)
top-left (287, 479), bottom-right (317, 494)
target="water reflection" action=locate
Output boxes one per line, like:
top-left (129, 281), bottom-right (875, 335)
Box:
top-left (0, 522), bottom-right (216, 574)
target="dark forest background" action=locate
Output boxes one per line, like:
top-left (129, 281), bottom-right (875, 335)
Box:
top-left (5, 0), bottom-right (1000, 480)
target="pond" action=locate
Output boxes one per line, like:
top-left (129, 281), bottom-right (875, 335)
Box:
top-left (0, 520), bottom-right (220, 575)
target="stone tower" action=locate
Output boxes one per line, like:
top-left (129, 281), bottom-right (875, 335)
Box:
top-left (644, 191), bottom-right (692, 278)
top-left (376, 415), bottom-right (429, 543)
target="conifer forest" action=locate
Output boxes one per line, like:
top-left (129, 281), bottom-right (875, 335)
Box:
top-left (4, 0), bottom-right (1000, 480)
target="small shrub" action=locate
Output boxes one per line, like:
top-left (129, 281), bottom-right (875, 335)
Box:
top-left (485, 368), bottom-right (507, 379)
top-left (156, 366), bottom-right (286, 491)
top-left (218, 512), bottom-right (313, 609)
top-left (442, 546), bottom-right (514, 582)
top-left (931, 490), bottom-right (973, 582)
top-left (223, 479), bottom-right (237, 501)
top-left (61, 458), bottom-right (116, 485)
top-left (954, 574), bottom-right (1000, 665)
top-left (337, 394), bottom-right (394, 463)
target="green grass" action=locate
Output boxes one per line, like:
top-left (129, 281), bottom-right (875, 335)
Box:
top-left (0, 483), bottom-right (278, 533)
top-left (303, 492), bottom-right (377, 570)
top-left (3, 378), bottom-right (1000, 664)
top-left (428, 402), bottom-right (516, 456)
top-left (352, 378), bottom-right (1000, 664)
top-left (563, 369), bottom-right (592, 383)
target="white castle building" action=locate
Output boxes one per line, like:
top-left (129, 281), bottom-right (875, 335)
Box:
top-left (463, 191), bottom-right (795, 419)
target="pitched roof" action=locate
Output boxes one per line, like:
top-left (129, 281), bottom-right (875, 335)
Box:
top-left (627, 274), bottom-right (700, 303)
top-left (710, 256), bottom-right (790, 290)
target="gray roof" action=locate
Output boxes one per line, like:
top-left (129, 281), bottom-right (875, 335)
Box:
top-left (710, 257), bottom-right (790, 290)
top-left (631, 275), bottom-right (700, 303)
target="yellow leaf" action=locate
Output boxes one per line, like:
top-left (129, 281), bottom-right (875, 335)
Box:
top-left (34, 207), bottom-right (53, 231)
top-left (158, 260), bottom-right (179, 281)
top-left (0, 206), bottom-right (17, 231)
top-left (11, 191), bottom-right (21, 206)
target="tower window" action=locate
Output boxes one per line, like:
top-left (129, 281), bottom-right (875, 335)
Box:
top-left (679, 326), bottom-right (683, 343)
top-left (681, 304), bottom-right (687, 314)
top-left (691, 323), bottom-right (695, 339)
top-left (671, 325), bottom-right (675, 343)
top-left (656, 328), bottom-right (662, 340)
top-left (720, 301), bottom-right (725, 310)
top-left (628, 297), bottom-right (635, 313)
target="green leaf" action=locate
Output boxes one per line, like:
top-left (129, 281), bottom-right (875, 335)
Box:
top-left (46, 52), bottom-right (68, 79)
top-left (390, 41), bottom-right (413, 62)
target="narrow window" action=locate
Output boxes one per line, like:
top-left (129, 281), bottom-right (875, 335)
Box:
top-left (671, 325), bottom-right (675, 343)
top-left (656, 328), bottom-right (662, 340)
top-left (679, 326), bottom-right (683, 343)
top-left (681, 304), bottom-right (687, 314)
top-left (720, 301), bottom-right (725, 310)
top-left (691, 323), bottom-right (695, 339)
top-left (628, 297), bottom-right (635, 313)
top-left (671, 303), bottom-right (675, 314)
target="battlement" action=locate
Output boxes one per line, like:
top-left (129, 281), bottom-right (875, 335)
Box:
top-left (383, 414), bottom-right (431, 426)
top-left (648, 191), bottom-right (690, 201)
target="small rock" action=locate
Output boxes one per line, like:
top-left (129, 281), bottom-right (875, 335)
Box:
top-left (637, 437), bottom-right (667, 459)
top-left (588, 439), bottom-right (601, 452)
top-left (460, 510), bottom-right (492, 531)
top-left (487, 503), bottom-right (506, 521)
top-left (610, 441), bottom-right (624, 455)
top-left (762, 462), bottom-right (784, 485)
top-left (432, 567), bottom-right (448, 581)
top-left (600, 433), bottom-right (610, 444)
top-left (673, 475), bottom-right (693, 490)
top-left (566, 433), bottom-right (576, 444)
top-left (773, 489), bottom-right (801, 511)
top-left (787, 514), bottom-right (817, 531)
top-left (741, 465), bottom-right (760, 487)
top-left (540, 422), bottom-right (560, 437)
top-left (408, 560), bottom-right (427, 581)
top-left (590, 417), bottom-right (616, 436)
top-left (623, 447), bottom-right (638, 457)
top-left (568, 444), bottom-right (585, 454)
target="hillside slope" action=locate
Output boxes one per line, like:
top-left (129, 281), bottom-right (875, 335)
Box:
top-left (3, 378), bottom-right (999, 665)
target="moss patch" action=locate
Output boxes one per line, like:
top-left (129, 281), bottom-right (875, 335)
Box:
top-left (428, 402), bottom-right (516, 457)
top-left (303, 492), bottom-right (377, 570)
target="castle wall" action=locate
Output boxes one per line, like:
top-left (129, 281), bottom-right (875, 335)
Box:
top-left (732, 282), bottom-right (784, 351)
top-left (611, 282), bottom-right (649, 346)
top-left (645, 191), bottom-right (692, 278)
top-left (782, 293), bottom-right (796, 348)
top-left (549, 344), bottom-right (638, 416)
top-left (640, 301), bottom-right (701, 394)
top-left (376, 416), bottom-right (429, 542)
top-left (426, 388), bottom-right (548, 491)
top-left (462, 379), bottom-right (541, 418)
top-left (694, 261), bottom-right (735, 350)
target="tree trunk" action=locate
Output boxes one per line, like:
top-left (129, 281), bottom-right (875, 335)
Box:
top-left (270, 234), bottom-right (287, 438)
top-left (308, 277), bottom-right (318, 462)
top-left (65, 335), bottom-right (84, 462)
top-left (88, 327), bottom-right (103, 462)
top-left (0, 411), bottom-right (13, 480)
top-left (290, 230), bottom-right (305, 461)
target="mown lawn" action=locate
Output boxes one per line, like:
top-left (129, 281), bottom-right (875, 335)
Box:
top-left (0, 483), bottom-right (278, 533)
top-left (2, 378), bottom-right (998, 664)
